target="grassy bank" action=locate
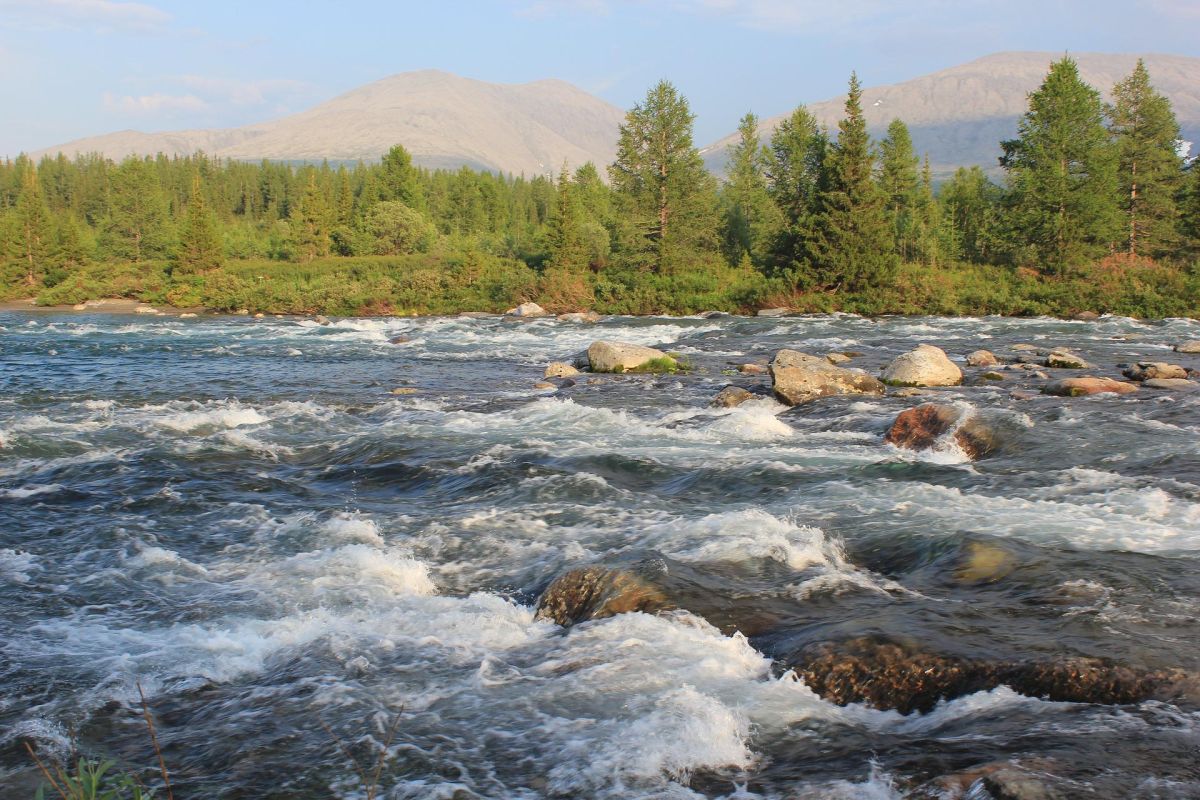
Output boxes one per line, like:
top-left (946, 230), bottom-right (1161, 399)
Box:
top-left (11, 253), bottom-right (1199, 319)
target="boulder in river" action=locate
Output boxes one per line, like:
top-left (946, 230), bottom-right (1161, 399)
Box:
top-left (884, 403), bottom-right (997, 460)
top-left (880, 344), bottom-right (962, 387)
top-left (770, 350), bottom-right (885, 406)
top-left (789, 636), bottom-right (1194, 715)
top-left (389, 335), bottom-right (412, 345)
top-left (587, 341), bottom-right (676, 373)
top-left (1074, 310), bottom-right (1100, 321)
top-left (1042, 377), bottom-right (1138, 397)
top-left (1044, 349), bottom-right (1092, 369)
top-left (756, 307), bottom-right (789, 317)
top-left (710, 386), bottom-right (755, 409)
top-left (544, 361), bottom-right (580, 378)
top-left (739, 363), bottom-right (768, 375)
top-left (966, 349), bottom-right (999, 367)
top-left (1173, 341), bottom-right (1200, 353)
top-left (506, 302), bottom-right (549, 318)
top-left (1142, 377), bottom-right (1196, 391)
top-left (1122, 361), bottom-right (1188, 381)
top-left (825, 352), bottom-right (851, 365)
top-left (557, 311), bottom-right (601, 323)
top-left (315, 315), bottom-right (331, 325)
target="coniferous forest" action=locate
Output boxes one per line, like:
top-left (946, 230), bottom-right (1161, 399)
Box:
top-left (3, 58), bottom-right (1199, 318)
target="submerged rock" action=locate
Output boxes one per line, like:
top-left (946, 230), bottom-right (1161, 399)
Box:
top-left (966, 349), bottom-right (999, 367)
top-left (315, 315), bottom-right (331, 325)
top-left (739, 363), bottom-right (768, 376)
top-left (880, 344), bottom-right (962, 387)
top-left (534, 563), bottom-right (674, 626)
top-left (1044, 349), bottom-right (1092, 369)
top-left (790, 637), bottom-right (1193, 715)
top-left (1123, 361), bottom-right (1188, 381)
top-left (825, 352), bottom-right (851, 365)
top-left (1042, 377), bottom-right (1138, 397)
top-left (710, 386), bottom-right (755, 408)
top-left (587, 341), bottom-right (675, 373)
top-left (769, 350), bottom-right (885, 406)
top-left (389, 335), bottom-right (412, 345)
top-left (884, 403), bottom-right (998, 460)
top-left (544, 361), bottom-right (580, 378)
top-left (756, 307), bottom-right (789, 317)
top-left (1142, 377), bottom-right (1197, 391)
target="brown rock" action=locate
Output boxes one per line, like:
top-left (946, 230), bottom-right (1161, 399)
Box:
top-left (884, 403), bottom-right (997, 460)
top-left (1042, 377), bottom-right (1138, 397)
top-left (534, 560), bottom-right (674, 627)
top-left (390, 387), bottom-right (419, 395)
top-left (389, 335), bottom-right (412, 345)
top-left (710, 386), bottom-right (755, 408)
top-left (981, 370), bottom-right (1005, 381)
top-left (738, 363), bottom-right (769, 375)
top-left (1044, 349), bottom-right (1092, 369)
top-left (966, 349), bottom-right (999, 367)
top-left (790, 637), bottom-right (1191, 715)
top-left (825, 352), bottom-right (851, 365)
top-left (1074, 310), bottom-right (1100, 321)
top-left (544, 361), bottom-right (581, 378)
top-left (1142, 377), bottom-right (1197, 390)
top-left (1123, 361), bottom-right (1188, 381)
top-left (533, 381), bottom-right (557, 390)
top-left (770, 350), bottom-right (885, 406)
top-left (1173, 341), bottom-right (1200, 354)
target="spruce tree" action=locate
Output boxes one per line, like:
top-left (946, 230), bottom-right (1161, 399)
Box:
top-left (878, 119), bottom-right (920, 260)
top-left (763, 106), bottom-right (827, 280)
top-left (546, 165), bottom-right (588, 272)
top-left (374, 144), bottom-right (424, 210)
top-left (290, 174), bottom-right (331, 263)
top-left (609, 80), bottom-right (720, 273)
top-left (104, 158), bottom-right (173, 262)
top-left (1182, 161), bottom-right (1200, 256)
top-left (1000, 57), bottom-right (1120, 274)
top-left (721, 113), bottom-right (779, 267)
top-left (912, 156), bottom-right (945, 266)
top-left (176, 173), bottom-right (224, 274)
top-left (941, 166), bottom-right (1003, 263)
top-left (1109, 59), bottom-right (1184, 258)
top-left (13, 165), bottom-right (52, 286)
top-left (809, 73), bottom-right (897, 290)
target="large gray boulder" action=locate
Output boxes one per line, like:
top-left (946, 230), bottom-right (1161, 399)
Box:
top-left (587, 340), bottom-right (675, 373)
top-left (770, 350), bottom-right (885, 406)
top-left (880, 344), bottom-right (963, 387)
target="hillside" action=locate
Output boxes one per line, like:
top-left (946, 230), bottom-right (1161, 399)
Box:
top-left (703, 52), bottom-right (1200, 179)
top-left (35, 70), bottom-right (628, 176)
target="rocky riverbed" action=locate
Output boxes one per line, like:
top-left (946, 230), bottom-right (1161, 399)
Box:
top-left (1, 310), bottom-right (1199, 798)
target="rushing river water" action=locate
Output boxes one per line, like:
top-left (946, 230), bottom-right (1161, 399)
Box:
top-left (1, 311), bottom-right (1199, 799)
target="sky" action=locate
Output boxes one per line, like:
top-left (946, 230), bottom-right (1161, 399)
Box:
top-left (2, 0), bottom-right (1199, 158)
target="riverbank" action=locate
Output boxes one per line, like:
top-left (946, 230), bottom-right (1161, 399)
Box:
top-left (8, 254), bottom-right (1199, 321)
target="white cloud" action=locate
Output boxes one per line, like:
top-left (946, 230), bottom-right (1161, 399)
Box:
top-left (103, 92), bottom-right (209, 113)
top-left (0, 0), bottom-right (170, 31)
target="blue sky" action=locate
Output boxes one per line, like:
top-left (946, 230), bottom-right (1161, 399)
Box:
top-left (2, 0), bottom-right (1199, 157)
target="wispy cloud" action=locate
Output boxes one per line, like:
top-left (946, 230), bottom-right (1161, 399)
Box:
top-left (0, 0), bottom-right (171, 32)
top-left (103, 91), bottom-right (208, 113)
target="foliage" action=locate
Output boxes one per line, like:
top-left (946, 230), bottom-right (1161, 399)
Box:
top-left (1109, 59), bottom-right (1184, 257)
top-left (1001, 57), bottom-right (1120, 274)
top-left (2, 68), bottom-right (1197, 319)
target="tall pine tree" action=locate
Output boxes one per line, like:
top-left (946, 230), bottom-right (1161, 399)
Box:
top-left (104, 158), bottom-right (173, 262)
top-left (809, 73), bottom-right (897, 290)
top-left (1109, 59), bottom-right (1184, 258)
top-left (877, 119), bottom-right (920, 260)
top-left (290, 173), bottom-right (331, 263)
top-left (176, 173), bottom-right (224, 274)
top-left (1000, 57), bottom-right (1119, 274)
top-left (13, 164), bottom-right (52, 286)
top-left (763, 106), bottom-right (827, 281)
top-left (609, 80), bottom-right (720, 273)
top-left (721, 113), bottom-right (779, 267)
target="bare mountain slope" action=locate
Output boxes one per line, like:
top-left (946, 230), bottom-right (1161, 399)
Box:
top-left (36, 70), bottom-right (627, 176)
top-left (703, 52), bottom-right (1200, 179)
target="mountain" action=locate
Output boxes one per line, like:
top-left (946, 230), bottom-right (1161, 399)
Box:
top-left (34, 70), bottom-right (628, 176)
top-left (702, 52), bottom-right (1200, 179)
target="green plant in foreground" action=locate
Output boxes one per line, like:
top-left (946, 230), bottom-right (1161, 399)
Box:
top-left (27, 752), bottom-right (153, 800)
top-left (625, 356), bottom-right (682, 374)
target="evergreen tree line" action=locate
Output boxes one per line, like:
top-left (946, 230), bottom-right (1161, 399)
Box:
top-left (1, 56), bottom-right (1198, 315)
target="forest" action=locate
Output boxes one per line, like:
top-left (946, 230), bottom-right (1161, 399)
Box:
top-left (2, 57), bottom-right (1198, 318)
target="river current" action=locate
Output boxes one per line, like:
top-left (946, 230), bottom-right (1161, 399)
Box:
top-left (1, 311), bottom-right (1198, 799)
